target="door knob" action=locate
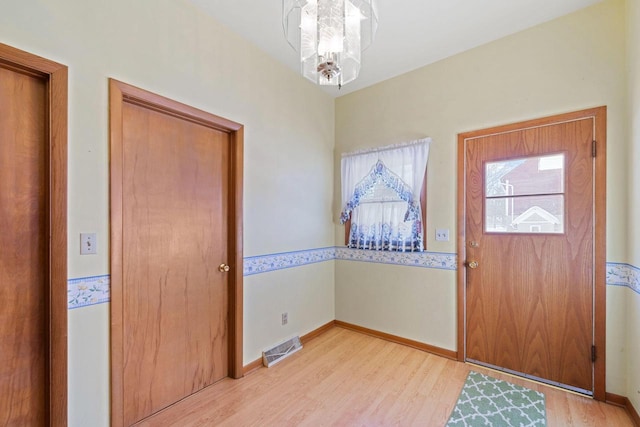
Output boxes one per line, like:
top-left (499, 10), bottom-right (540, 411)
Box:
top-left (218, 263), bottom-right (230, 272)
top-left (467, 261), bottom-right (479, 269)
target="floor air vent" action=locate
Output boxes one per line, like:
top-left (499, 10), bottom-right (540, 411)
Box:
top-left (262, 336), bottom-right (302, 367)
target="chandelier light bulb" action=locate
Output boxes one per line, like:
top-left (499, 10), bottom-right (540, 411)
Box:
top-left (283, 0), bottom-right (378, 87)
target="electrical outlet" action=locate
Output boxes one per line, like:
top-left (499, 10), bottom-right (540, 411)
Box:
top-left (80, 233), bottom-right (97, 255)
top-left (281, 312), bottom-right (288, 325)
top-left (435, 228), bottom-right (450, 242)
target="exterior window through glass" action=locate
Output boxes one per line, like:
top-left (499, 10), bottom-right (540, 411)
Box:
top-left (485, 154), bottom-right (565, 234)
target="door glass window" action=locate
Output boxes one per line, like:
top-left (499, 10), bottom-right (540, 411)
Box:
top-left (485, 154), bottom-right (565, 234)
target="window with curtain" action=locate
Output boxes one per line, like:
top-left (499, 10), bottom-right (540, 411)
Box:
top-left (340, 138), bottom-right (431, 252)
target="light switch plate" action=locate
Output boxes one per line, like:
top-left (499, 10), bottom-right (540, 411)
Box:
top-left (80, 233), bottom-right (97, 255)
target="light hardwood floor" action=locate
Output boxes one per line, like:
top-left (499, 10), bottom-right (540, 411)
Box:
top-left (137, 327), bottom-right (634, 426)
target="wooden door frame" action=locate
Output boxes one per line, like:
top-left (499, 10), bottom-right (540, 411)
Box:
top-left (456, 106), bottom-right (607, 400)
top-left (109, 79), bottom-right (244, 426)
top-left (0, 43), bottom-right (68, 425)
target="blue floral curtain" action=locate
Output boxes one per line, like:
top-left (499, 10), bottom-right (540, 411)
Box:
top-left (340, 138), bottom-right (431, 252)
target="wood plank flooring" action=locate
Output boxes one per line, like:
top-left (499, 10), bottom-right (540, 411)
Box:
top-left (136, 327), bottom-right (634, 426)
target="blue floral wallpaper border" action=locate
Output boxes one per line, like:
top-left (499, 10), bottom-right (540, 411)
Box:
top-left (606, 262), bottom-right (640, 295)
top-left (66, 255), bottom-right (640, 309)
top-left (335, 247), bottom-right (457, 270)
top-left (243, 247), bottom-right (336, 276)
top-left (67, 275), bottom-right (110, 309)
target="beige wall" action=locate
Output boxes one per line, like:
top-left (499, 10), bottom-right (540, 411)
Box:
top-left (335, 262), bottom-right (456, 349)
top-left (334, 0), bottom-right (628, 393)
top-left (626, 0), bottom-right (640, 415)
top-left (245, 263), bottom-right (335, 362)
top-left (0, 0), bottom-right (335, 425)
top-left (629, 0), bottom-right (640, 268)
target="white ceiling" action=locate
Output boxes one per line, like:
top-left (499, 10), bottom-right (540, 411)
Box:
top-left (187, 0), bottom-right (602, 97)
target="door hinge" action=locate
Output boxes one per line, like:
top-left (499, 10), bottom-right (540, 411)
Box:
top-left (592, 140), bottom-right (597, 158)
top-left (591, 345), bottom-right (596, 362)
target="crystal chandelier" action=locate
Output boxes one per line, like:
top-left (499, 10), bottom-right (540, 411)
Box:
top-left (283, 0), bottom-right (378, 88)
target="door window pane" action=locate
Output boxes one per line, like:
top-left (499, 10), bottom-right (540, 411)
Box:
top-left (485, 154), bottom-right (565, 234)
top-left (485, 195), bottom-right (564, 233)
top-left (485, 154), bottom-right (564, 197)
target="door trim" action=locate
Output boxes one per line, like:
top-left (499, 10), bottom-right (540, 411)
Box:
top-left (0, 43), bottom-right (68, 426)
top-left (109, 79), bottom-right (244, 426)
top-left (456, 106), bottom-right (606, 400)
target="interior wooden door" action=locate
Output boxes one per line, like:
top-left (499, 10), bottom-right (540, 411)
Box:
top-left (110, 80), bottom-right (244, 426)
top-left (461, 108), bottom-right (606, 395)
top-left (0, 44), bottom-right (67, 425)
top-left (0, 56), bottom-right (49, 427)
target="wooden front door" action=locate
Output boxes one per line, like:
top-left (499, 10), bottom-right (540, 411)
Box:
top-left (458, 107), bottom-right (606, 396)
top-left (110, 80), bottom-right (244, 426)
top-left (0, 44), bottom-right (67, 425)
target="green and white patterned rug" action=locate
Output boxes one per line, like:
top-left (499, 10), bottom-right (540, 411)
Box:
top-left (446, 371), bottom-right (546, 426)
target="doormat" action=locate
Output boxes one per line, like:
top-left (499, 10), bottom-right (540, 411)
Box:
top-left (446, 371), bottom-right (546, 426)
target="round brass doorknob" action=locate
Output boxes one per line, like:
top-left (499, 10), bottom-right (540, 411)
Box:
top-left (467, 261), bottom-right (479, 269)
top-left (219, 263), bottom-right (230, 272)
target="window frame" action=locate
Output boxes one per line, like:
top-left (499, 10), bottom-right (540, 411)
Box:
top-left (482, 152), bottom-right (567, 235)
